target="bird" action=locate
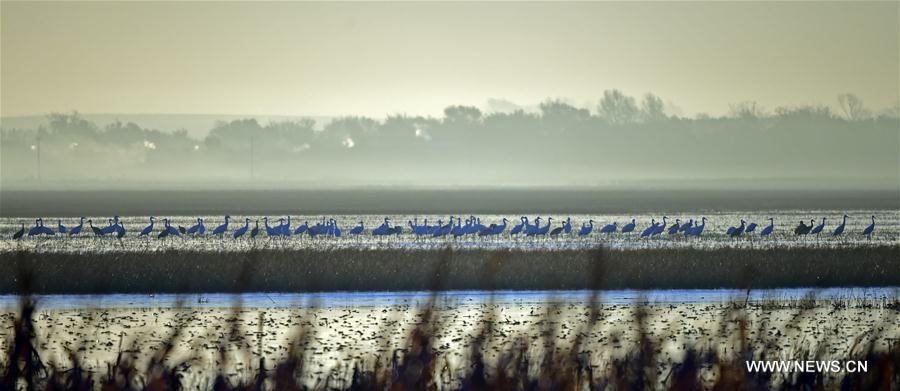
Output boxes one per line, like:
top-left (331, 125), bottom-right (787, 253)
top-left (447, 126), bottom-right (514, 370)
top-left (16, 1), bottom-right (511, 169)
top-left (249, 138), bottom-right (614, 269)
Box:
top-left (89, 220), bottom-right (103, 237)
top-left (281, 216), bottom-right (292, 237)
top-left (12, 223), bottom-right (25, 240)
top-left (509, 217), bottom-right (526, 236)
top-left (651, 217), bottom-right (668, 236)
top-left (38, 219), bottom-right (55, 236)
top-left (265, 218), bottom-right (281, 237)
top-left (350, 221), bottom-right (365, 236)
top-left (640, 219), bottom-right (657, 238)
top-left (187, 218), bottom-right (205, 235)
top-left (688, 217), bottom-right (707, 237)
top-left (251, 220), bottom-right (260, 238)
top-left (727, 220), bottom-right (746, 238)
top-left (233, 218), bottom-right (250, 239)
top-left (331, 219), bottom-right (342, 237)
top-left (794, 220), bottom-right (813, 236)
top-left (212, 215), bottom-right (231, 236)
top-left (832, 215), bottom-right (848, 236)
top-left (599, 221), bottom-right (616, 234)
top-left (116, 224), bottom-right (126, 240)
top-left (69, 217), bottom-right (85, 236)
top-left (667, 219), bottom-right (681, 235)
top-left (100, 217), bottom-right (120, 235)
top-left (57, 220), bottom-right (67, 234)
top-left (375, 217), bottom-right (393, 236)
top-left (549, 223), bottom-right (565, 237)
top-left (487, 218), bottom-right (509, 236)
top-left (177, 225), bottom-right (187, 235)
top-left (760, 218), bottom-right (774, 237)
top-left (678, 219), bottom-right (693, 233)
top-left (578, 220), bottom-right (594, 236)
top-left (621, 219), bottom-right (637, 233)
top-left (139, 217), bottom-right (156, 237)
top-left (809, 218), bottom-right (826, 236)
top-left (533, 217), bottom-right (552, 237)
top-left (28, 219), bottom-right (43, 237)
top-left (745, 222), bottom-right (758, 233)
top-left (562, 218), bottom-right (573, 234)
top-left (294, 221), bottom-right (309, 235)
top-left (158, 219), bottom-right (180, 239)
top-left (861, 215), bottom-right (876, 238)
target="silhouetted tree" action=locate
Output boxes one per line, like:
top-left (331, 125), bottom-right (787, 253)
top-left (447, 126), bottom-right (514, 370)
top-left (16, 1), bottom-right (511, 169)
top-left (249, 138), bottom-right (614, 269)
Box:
top-left (443, 106), bottom-right (483, 126)
top-left (598, 89), bottom-right (638, 125)
top-left (728, 101), bottom-right (764, 119)
top-left (640, 94), bottom-right (667, 122)
top-left (837, 93), bottom-right (871, 121)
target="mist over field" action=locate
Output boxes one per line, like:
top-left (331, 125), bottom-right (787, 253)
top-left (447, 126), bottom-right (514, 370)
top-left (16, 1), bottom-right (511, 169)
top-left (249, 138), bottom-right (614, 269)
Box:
top-left (1, 94), bottom-right (898, 191)
top-left (2, 2), bottom-right (898, 194)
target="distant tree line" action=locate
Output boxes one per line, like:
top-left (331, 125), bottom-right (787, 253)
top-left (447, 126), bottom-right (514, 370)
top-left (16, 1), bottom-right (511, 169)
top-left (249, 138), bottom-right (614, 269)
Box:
top-left (1, 91), bottom-right (897, 187)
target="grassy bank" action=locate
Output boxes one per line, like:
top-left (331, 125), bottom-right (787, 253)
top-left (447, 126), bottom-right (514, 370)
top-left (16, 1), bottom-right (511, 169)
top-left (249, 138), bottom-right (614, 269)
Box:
top-left (2, 246), bottom-right (898, 294)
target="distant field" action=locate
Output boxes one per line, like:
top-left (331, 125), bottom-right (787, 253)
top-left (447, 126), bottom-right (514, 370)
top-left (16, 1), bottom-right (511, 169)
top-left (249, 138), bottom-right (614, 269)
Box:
top-left (2, 189), bottom-right (899, 216)
top-left (2, 246), bottom-right (898, 294)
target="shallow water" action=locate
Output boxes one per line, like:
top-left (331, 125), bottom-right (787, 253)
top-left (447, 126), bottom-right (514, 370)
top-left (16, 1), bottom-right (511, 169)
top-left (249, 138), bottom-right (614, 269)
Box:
top-left (1, 209), bottom-right (897, 253)
top-left (2, 287), bottom-right (896, 311)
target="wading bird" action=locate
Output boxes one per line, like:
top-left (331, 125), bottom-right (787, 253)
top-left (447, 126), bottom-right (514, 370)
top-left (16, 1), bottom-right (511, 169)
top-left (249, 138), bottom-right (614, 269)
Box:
top-left (374, 217), bottom-right (393, 236)
top-left (187, 218), bottom-right (205, 235)
top-left (294, 221), bottom-right (309, 235)
top-left (251, 220), bottom-right (260, 239)
top-left (745, 221), bottom-right (758, 234)
top-left (809, 218), bottom-right (826, 237)
top-left (794, 220), bottom-right (813, 236)
top-left (862, 215), bottom-right (876, 239)
top-left (578, 220), bottom-right (594, 236)
top-left (233, 218), bottom-right (250, 239)
top-left (158, 218), bottom-right (180, 239)
top-left (264, 217), bottom-right (281, 237)
top-left (533, 217), bottom-right (552, 237)
top-left (139, 217), bottom-right (156, 237)
top-left (101, 217), bottom-right (120, 235)
top-left (89, 220), bottom-right (103, 237)
top-left (679, 219), bottom-right (693, 233)
top-left (509, 217), bottom-right (526, 236)
top-left (760, 218), bottom-right (774, 237)
top-left (563, 217), bottom-right (573, 234)
top-left (212, 215), bottom-right (231, 236)
top-left (726, 220), bottom-right (746, 237)
top-left (27, 219), bottom-right (43, 237)
top-left (549, 223), bottom-right (565, 237)
top-left (640, 219), bottom-right (657, 238)
top-left (57, 220), bottom-right (67, 234)
top-left (12, 223), bottom-right (25, 240)
top-left (600, 221), bottom-right (616, 234)
top-left (651, 217), bottom-right (668, 237)
top-left (667, 219), bottom-right (681, 235)
top-left (832, 215), bottom-right (848, 236)
top-left (688, 217), bottom-right (707, 237)
top-left (621, 219), bottom-right (637, 234)
top-left (350, 221), bottom-right (365, 236)
top-left (69, 217), bottom-right (85, 236)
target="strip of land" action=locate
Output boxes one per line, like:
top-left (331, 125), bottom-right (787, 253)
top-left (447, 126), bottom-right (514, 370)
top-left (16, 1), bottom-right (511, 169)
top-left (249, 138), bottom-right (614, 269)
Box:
top-left (2, 246), bottom-right (898, 294)
top-left (2, 189), bottom-right (898, 216)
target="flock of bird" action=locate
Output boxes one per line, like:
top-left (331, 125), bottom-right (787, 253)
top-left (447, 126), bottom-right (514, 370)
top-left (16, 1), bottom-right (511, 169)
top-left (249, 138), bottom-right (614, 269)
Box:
top-left (9, 214), bottom-right (878, 241)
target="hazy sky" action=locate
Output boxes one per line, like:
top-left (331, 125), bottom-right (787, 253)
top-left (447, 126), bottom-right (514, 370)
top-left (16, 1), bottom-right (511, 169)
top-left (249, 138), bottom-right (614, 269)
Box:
top-left (2, 1), bottom-right (898, 118)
